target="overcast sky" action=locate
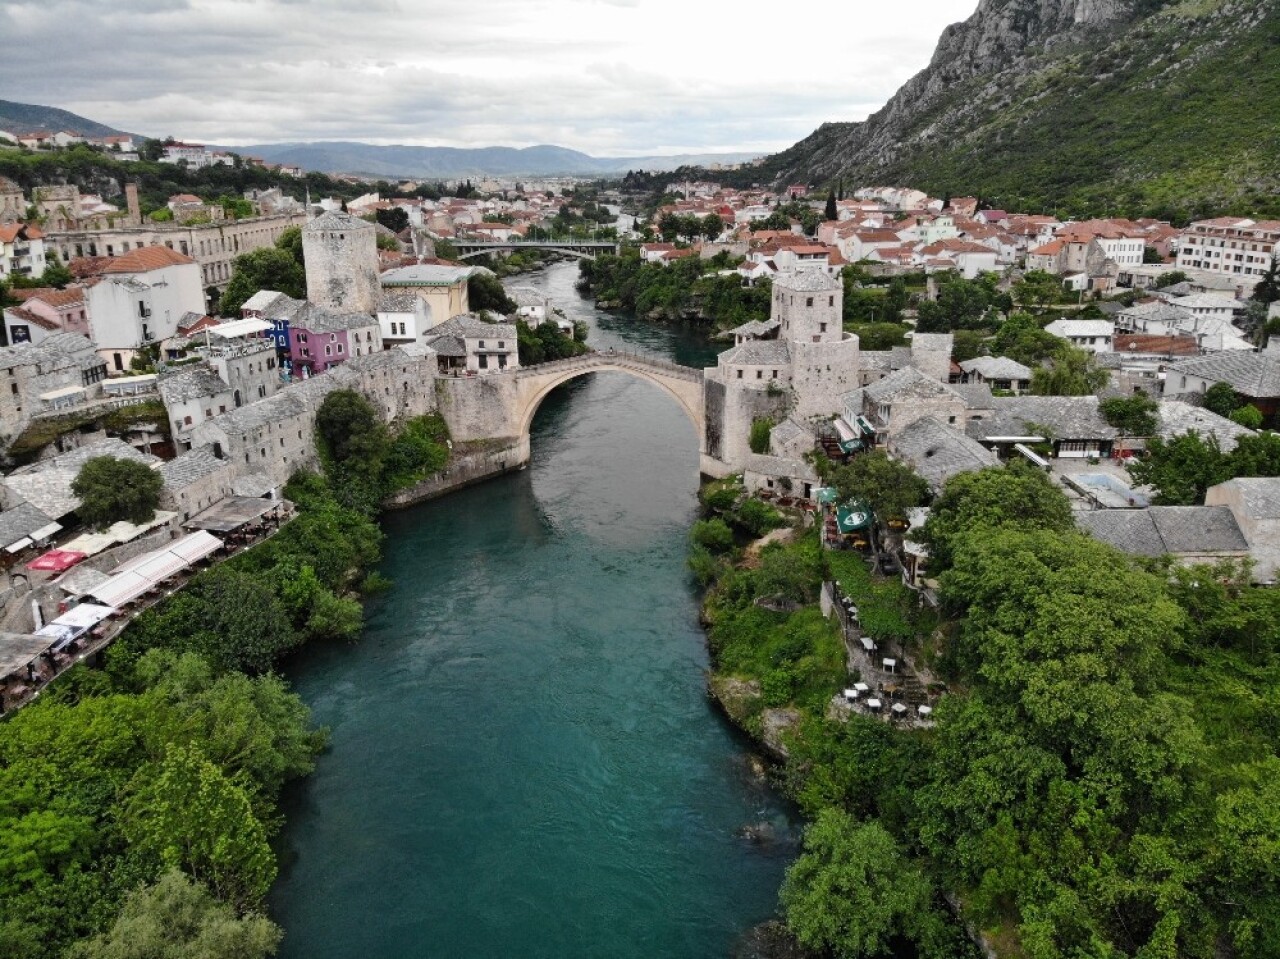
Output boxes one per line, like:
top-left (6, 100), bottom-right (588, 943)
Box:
top-left (3, 0), bottom-right (977, 156)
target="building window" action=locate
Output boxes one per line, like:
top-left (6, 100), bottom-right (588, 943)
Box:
top-left (806, 297), bottom-right (813, 307)
top-left (756, 370), bottom-right (763, 379)
top-left (819, 322), bottom-right (827, 333)
top-left (736, 369), bottom-right (743, 379)
top-left (325, 345), bottom-right (332, 356)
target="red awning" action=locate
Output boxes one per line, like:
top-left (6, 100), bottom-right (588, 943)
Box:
top-left (26, 549), bottom-right (88, 572)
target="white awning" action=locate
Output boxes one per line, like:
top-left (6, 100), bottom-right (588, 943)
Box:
top-left (168, 530), bottom-right (221, 564)
top-left (47, 603), bottom-right (115, 631)
top-left (130, 552), bottom-right (187, 584)
top-left (30, 522), bottom-right (62, 542)
top-left (39, 385), bottom-right (86, 402)
top-left (833, 417), bottom-right (859, 443)
top-left (88, 571), bottom-right (152, 607)
top-left (209, 318), bottom-right (272, 339)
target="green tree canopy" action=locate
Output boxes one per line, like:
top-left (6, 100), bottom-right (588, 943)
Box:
top-left (782, 812), bottom-right (936, 959)
top-left (991, 312), bottom-right (1064, 367)
top-left (67, 870), bottom-right (281, 959)
top-left (822, 450), bottom-right (928, 522)
top-left (121, 746), bottom-right (275, 909)
top-left (1127, 432), bottom-right (1230, 505)
top-left (1030, 345), bottom-right (1108, 395)
top-left (920, 463), bottom-right (1074, 573)
top-left (219, 247), bottom-right (305, 316)
top-left (1202, 381), bottom-right (1241, 418)
top-left (468, 272), bottom-right (516, 314)
top-left (71, 456), bottom-right (163, 530)
top-left (1100, 392), bottom-right (1159, 435)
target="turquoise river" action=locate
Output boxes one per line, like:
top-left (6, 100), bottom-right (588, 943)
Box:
top-left (268, 262), bottom-right (800, 957)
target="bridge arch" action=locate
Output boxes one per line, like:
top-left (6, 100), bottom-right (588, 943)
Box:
top-left (513, 356), bottom-right (705, 452)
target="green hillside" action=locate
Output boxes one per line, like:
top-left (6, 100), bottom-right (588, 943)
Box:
top-left (754, 1), bottom-right (1280, 221)
top-left (0, 99), bottom-right (136, 139)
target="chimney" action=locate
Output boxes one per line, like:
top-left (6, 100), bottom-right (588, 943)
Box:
top-left (125, 183), bottom-right (140, 225)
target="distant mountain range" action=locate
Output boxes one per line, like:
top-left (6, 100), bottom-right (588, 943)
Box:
top-left (0, 99), bottom-right (136, 139)
top-left (224, 141), bottom-right (759, 180)
top-left (0, 98), bottom-right (756, 178)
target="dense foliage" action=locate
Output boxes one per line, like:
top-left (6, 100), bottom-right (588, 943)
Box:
top-left (71, 456), bottom-right (164, 530)
top-left (1128, 430), bottom-right (1280, 504)
top-left (697, 462), bottom-right (1280, 958)
top-left (0, 394), bottom-right (456, 955)
top-left (577, 248), bottom-right (771, 330)
top-left (219, 233), bottom-right (307, 316)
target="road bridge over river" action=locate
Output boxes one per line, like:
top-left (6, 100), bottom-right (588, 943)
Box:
top-left (451, 239), bottom-right (619, 261)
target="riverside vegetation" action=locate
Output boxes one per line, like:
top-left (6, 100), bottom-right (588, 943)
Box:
top-left (0, 391), bottom-right (451, 958)
top-left (693, 463), bottom-right (1280, 959)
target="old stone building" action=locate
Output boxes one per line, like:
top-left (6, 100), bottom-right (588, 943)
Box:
top-left (303, 211), bottom-right (380, 314)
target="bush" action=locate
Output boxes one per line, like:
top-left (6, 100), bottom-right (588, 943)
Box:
top-left (734, 498), bottom-right (784, 537)
top-left (749, 417), bottom-right (774, 455)
top-left (690, 518), bottom-right (735, 554)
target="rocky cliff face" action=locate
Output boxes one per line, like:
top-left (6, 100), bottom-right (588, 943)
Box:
top-left (774, 0), bottom-right (1140, 181)
top-left (756, 0), bottom-right (1279, 219)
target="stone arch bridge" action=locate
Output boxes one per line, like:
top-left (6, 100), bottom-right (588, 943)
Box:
top-left (435, 350), bottom-right (725, 476)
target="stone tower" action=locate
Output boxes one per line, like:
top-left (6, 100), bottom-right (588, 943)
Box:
top-left (302, 210), bottom-right (380, 314)
top-left (775, 272), bottom-right (860, 420)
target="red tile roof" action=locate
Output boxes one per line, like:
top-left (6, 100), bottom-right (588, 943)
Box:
top-left (85, 246), bottom-right (197, 274)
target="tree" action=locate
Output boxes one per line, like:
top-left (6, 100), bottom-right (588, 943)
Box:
top-left (749, 417), bottom-right (773, 455)
top-left (1228, 431), bottom-right (1280, 477)
top-left (1231, 404), bottom-right (1264, 429)
top-left (782, 812), bottom-right (935, 959)
top-left (467, 272), bottom-right (516, 314)
top-left (375, 207), bottom-right (409, 234)
top-left (139, 139), bottom-right (165, 162)
top-left (219, 248), bottom-right (305, 316)
top-left (1252, 254), bottom-right (1279, 305)
top-left (1100, 392), bottom-right (1158, 436)
top-left (316, 390), bottom-right (387, 465)
top-left (1012, 270), bottom-right (1063, 310)
top-left (275, 226), bottom-right (304, 267)
top-left (920, 463), bottom-right (1074, 573)
top-left (824, 451), bottom-right (928, 522)
top-left (1030, 345), bottom-right (1108, 395)
top-left (71, 457), bottom-right (163, 530)
top-left (1127, 432), bottom-right (1230, 505)
top-left (701, 213), bottom-right (723, 241)
top-left (1155, 270), bottom-right (1189, 289)
top-left (68, 870), bottom-right (281, 959)
top-left (121, 746), bottom-right (275, 909)
top-left (690, 518), bottom-right (734, 554)
top-left (657, 212), bottom-right (680, 243)
top-left (992, 312), bottom-right (1065, 366)
top-left (824, 190), bottom-right (837, 222)
top-left (1202, 381), bottom-right (1240, 417)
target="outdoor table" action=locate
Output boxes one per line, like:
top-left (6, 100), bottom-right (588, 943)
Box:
top-left (918, 705), bottom-right (933, 717)
top-left (891, 702), bottom-right (908, 715)
top-left (883, 657), bottom-right (897, 673)
top-left (866, 698), bottom-right (882, 710)
top-left (854, 682), bottom-right (870, 693)
top-left (860, 637), bottom-right (875, 651)
top-left (843, 688), bottom-right (859, 701)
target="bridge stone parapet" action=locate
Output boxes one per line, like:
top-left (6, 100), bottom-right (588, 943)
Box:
top-left (433, 350), bottom-right (710, 468)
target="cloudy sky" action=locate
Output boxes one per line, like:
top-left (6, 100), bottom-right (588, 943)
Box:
top-left (3, 0), bottom-right (977, 156)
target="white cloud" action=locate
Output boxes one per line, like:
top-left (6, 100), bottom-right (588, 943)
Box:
top-left (1, 0), bottom-right (978, 154)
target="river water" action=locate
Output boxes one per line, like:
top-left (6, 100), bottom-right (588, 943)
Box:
top-left (269, 262), bottom-right (798, 957)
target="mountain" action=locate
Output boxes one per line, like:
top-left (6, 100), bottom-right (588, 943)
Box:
top-left (755, 0), bottom-right (1280, 220)
top-left (0, 99), bottom-right (137, 139)
top-left (226, 141), bottom-right (758, 179)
